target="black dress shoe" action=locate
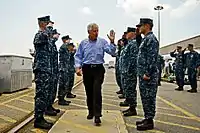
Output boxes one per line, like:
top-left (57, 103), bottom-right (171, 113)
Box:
top-left (119, 100), bottom-right (129, 107)
top-left (116, 90), bottom-right (123, 94)
top-left (187, 89), bottom-right (197, 93)
top-left (94, 117), bottom-right (101, 125)
top-left (87, 114), bottom-right (93, 120)
top-left (137, 119), bottom-right (154, 131)
top-left (175, 87), bottom-right (183, 91)
top-left (66, 93), bottom-right (76, 98)
top-left (118, 94), bottom-right (125, 99)
top-left (34, 117), bottom-right (53, 129)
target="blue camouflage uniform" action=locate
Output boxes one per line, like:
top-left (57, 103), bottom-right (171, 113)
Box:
top-left (185, 51), bottom-right (200, 90)
top-left (121, 39), bottom-right (139, 107)
top-left (58, 44), bottom-right (74, 99)
top-left (170, 50), bottom-right (185, 88)
top-left (137, 31), bottom-right (159, 119)
top-left (119, 46), bottom-right (126, 92)
top-left (118, 47), bottom-right (125, 72)
top-left (115, 44), bottom-right (122, 90)
top-left (118, 37), bottom-right (128, 75)
top-left (33, 29), bottom-right (51, 119)
top-left (48, 31), bottom-right (59, 106)
top-left (67, 51), bottom-right (75, 93)
top-left (157, 54), bottom-right (165, 85)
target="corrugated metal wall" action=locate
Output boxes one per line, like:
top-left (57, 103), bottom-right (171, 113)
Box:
top-left (10, 70), bottom-right (32, 92)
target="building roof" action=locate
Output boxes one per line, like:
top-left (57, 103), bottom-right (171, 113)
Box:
top-left (0, 53), bottom-right (32, 59)
top-left (160, 34), bottom-right (200, 55)
top-left (160, 34), bottom-right (200, 49)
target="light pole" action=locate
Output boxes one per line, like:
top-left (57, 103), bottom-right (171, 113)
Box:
top-left (154, 5), bottom-right (164, 44)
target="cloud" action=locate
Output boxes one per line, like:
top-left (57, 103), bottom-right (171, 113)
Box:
top-left (162, 4), bottom-right (171, 11)
top-left (170, 0), bottom-right (200, 18)
top-left (117, 0), bottom-right (199, 19)
top-left (79, 6), bottom-right (93, 15)
top-left (116, 0), bottom-right (158, 19)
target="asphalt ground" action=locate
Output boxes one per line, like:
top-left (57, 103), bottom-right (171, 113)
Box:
top-left (0, 76), bottom-right (82, 133)
top-left (1, 69), bottom-right (200, 133)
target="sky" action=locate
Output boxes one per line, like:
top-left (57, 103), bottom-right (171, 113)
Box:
top-left (0, 0), bottom-right (200, 63)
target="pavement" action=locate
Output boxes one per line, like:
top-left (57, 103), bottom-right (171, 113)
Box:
top-left (1, 69), bottom-right (200, 133)
top-left (49, 69), bottom-right (200, 133)
top-left (0, 76), bottom-right (82, 133)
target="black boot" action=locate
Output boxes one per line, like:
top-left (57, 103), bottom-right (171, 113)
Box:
top-left (137, 119), bottom-right (154, 131)
top-left (66, 93), bottom-right (76, 98)
top-left (175, 87), bottom-right (183, 91)
top-left (49, 105), bottom-right (60, 113)
top-left (94, 116), bottom-right (101, 125)
top-left (116, 90), bottom-right (123, 94)
top-left (58, 97), bottom-right (70, 106)
top-left (34, 117), bottom-right (53, 129)
top-left (123, 107), bottom-right (137, 116)
top-left (118, 94), bottom-right (125, 99)
top-left (122, 108), bottom-right (130, 114)
top-left (119, 100), bottom-right (129, 107)
top-left (187, 89), bottom-right (197, 93)
top-left (136, 119), bottom-right (145, 125)
top-left (45, 107), bottom-right (57, 116)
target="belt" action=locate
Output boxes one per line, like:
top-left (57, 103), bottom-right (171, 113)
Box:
top-left (83, 64), bottom-right (103, 68)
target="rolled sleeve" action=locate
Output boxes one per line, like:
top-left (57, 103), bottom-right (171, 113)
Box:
top-left (74, 41), bottom-right (83, 68)
top-left (103, 39), bottom-right (116, 56)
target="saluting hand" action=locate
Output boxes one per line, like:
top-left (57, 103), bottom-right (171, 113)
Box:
top-left (136, 28), bottom-right (140, 35)
top-left (53, 34), bottom-right (59, 39)
top-left (47, 22), bottom-right (54, 27)
top-left (107, 29), bottom-right (115, 43)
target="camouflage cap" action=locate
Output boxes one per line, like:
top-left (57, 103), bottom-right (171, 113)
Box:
top-left (136, 18), bottom-right (153, 27)
top-left (46, 16), bottom-right (54, 24)
top-left (126, 27), bottom-right (136, 33)
top-left (37, 15), bottom-right (54, 24)
top-left (67, 43), bottom-right (75, 47)
top-left (37, 16), bottom-right (48, 22)
top-left (188, 44), bottom-right (194, 47)
top-left (177, 46), bottom-right (182, 49)
top-left (62, 35), bottom-right (72, 40)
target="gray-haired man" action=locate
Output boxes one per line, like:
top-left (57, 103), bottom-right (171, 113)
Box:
top-left (74, 23), bottom-right (116, 125)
